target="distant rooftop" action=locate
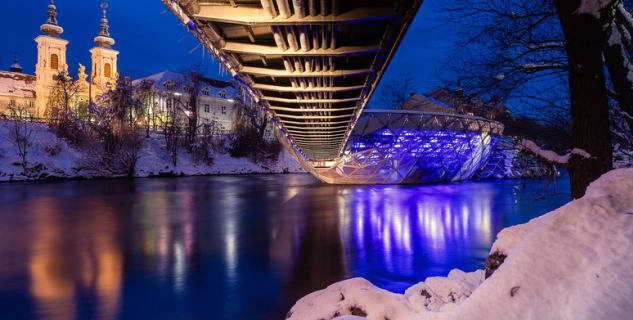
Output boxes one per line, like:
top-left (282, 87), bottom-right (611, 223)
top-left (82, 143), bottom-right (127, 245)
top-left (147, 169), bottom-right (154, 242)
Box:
top-left (133, 70), bottom-right (240, 100)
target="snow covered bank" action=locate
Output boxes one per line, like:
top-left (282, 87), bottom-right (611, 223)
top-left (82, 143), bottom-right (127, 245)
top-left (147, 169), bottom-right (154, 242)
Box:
top-left (0, 120), bottom-right (303, 182)
top-left (288, 168), bottom-right (633, 320)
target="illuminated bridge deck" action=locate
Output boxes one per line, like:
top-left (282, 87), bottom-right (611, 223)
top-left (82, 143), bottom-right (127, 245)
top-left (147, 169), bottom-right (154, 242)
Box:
top-left (162, 0), bottom-right (423, 161)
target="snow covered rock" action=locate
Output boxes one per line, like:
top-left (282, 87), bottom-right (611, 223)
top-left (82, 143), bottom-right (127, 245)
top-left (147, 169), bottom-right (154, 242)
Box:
top-left (289, 168), bottom-right (633, 320)
top-left (451, 168), bottom-right (633, 320)
top-left (404, 269), bottom-right (485, 312)
top-left (287, 278), bottom-right (422, 320)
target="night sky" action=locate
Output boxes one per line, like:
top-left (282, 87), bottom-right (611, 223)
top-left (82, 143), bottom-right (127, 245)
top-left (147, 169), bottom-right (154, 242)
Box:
top-left (0, 0), bottom-right (459, 108)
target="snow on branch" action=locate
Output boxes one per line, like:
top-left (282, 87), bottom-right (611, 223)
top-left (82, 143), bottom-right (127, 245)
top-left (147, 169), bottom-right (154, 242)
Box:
top-left (518, 139), bottom-right (591, 164)
top-left (520, 63), bottom-right (567, 71)
top-left (527, 42), bottom-right (566, 50)
top-left (577, 0), bottom-right (614, 19)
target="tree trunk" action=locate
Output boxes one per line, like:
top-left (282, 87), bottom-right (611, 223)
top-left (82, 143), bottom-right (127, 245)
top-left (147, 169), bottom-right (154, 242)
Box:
top-left (554, 0), bottom-right (613, 199)
top-left (603, 7), bottom-right (633, 133)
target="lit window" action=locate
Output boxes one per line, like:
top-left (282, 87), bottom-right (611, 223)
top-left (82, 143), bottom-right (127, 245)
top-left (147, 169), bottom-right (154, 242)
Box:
top-left (51, 54), bottom-right (59, 70)
top-left (104, 63), bottom-right (112, 78)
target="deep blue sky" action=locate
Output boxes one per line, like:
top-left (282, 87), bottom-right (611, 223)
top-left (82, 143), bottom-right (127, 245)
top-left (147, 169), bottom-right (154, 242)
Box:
top-left (0, 0), bottom-right (457, 107)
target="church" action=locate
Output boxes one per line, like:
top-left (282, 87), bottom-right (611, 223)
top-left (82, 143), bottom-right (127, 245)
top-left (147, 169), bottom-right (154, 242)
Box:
top-left (0, 1), bottom-right (119, 119)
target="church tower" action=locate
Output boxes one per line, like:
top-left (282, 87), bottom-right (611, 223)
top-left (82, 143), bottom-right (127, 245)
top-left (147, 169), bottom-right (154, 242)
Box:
top-left (90, 3), bottom-right (119, 93)
top-left (34, 0), bottom-right (69, 117)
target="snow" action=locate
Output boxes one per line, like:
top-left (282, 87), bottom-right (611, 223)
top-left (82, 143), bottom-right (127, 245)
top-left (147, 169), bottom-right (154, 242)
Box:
top-left (0, 71), bottom-right (36, 99)
top-left (132, 70), bottom-right (240, 99)
top-left (0, 120), bottom-right (304, 181)
top-left (577, 0), bottom-right (612, 19)
top-left (289, 168), bottom-right (633, 320)
top-left (518, 139), bottom-right (590, 164)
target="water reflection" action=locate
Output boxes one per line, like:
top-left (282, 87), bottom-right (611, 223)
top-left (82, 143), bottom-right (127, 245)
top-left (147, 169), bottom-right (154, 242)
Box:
top-left (337, 184), bottom-right (500, 290)
top-left (24, 198), bottom-right (122, 320)
top-left (0, 175), bottom-right (570, 320)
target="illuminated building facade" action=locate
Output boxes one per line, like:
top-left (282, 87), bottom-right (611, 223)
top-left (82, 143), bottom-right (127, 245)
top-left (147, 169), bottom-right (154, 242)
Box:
top-left (132, 70), bottom-right (245, 135)
top-left (0, 1), bottom-right (118, 118)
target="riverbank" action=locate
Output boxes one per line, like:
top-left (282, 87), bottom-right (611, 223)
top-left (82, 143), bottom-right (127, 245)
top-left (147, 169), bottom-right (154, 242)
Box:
top-left (289, 168), bottom-right (633, 320)
top-left (0, 120), bottom-right (304, 182)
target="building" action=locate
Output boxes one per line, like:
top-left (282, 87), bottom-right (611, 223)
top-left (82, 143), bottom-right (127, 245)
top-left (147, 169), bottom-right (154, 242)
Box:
top-left (425, 87), bottom-right (511, 120)
top-left (0, 1), bottom-right (119, 118)
top-left (397, 92), bottom-right (457, 114)
top-left (396, 88), bottom-right (510, 120)
top-left (132, 70), bottom-right (244, 134)
top-left (0, 57), bottom-right (36, 117)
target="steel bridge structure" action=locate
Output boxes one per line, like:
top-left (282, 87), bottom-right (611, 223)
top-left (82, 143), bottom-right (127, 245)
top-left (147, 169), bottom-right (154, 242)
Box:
top-left (162, 0), bottom-right (423, 160)
top-left (162, 0), bottom-right (504, 184)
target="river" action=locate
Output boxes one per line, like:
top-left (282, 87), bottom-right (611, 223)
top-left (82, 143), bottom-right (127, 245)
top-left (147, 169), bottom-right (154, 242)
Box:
top-left (0, 174), bottom-right (570, 320)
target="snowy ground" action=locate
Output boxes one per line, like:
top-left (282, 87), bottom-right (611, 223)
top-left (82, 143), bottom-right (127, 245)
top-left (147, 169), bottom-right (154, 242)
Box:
top-left (288, 168), bottom-right (633, 320)
top-left (0, 120), bottom-right (304, 182)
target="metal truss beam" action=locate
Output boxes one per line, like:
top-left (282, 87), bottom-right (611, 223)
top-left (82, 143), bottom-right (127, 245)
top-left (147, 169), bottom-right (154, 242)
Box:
top-left (277, 114), bottom-right (353, 120)
top-left (224, 42), bottom-right (381, 56)
top-left (254, 83), bottom-right (366, 93)
top-left (266, 97), bottom-right (361, 104)
top-left (194, 5), bottom-right (397, 25)
top-left (240, 66), bottom-right (371, 77)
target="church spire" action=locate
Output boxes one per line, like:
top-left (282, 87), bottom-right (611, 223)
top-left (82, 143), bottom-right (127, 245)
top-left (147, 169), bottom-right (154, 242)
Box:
top-left (99, 2), bottom-right (110, 37)
top-left (46, 0), bottom-right (58, 25)
top-left (10, 53), bottom-right (23, 73)
top-left (94, 2), bottom-right (115, 48)
top-left (40, 0), bottom-right (64, 37)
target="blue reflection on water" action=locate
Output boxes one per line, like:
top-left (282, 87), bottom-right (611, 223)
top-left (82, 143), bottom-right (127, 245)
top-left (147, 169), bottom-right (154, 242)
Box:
top-left (0, 174), bottom-right (570, 319)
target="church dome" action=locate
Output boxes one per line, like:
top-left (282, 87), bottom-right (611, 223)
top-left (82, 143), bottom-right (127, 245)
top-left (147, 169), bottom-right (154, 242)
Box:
top-left (10, 55), bottom-right (22, 73)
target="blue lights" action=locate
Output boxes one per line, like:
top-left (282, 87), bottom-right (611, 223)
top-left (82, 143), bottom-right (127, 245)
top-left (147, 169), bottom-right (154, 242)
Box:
top-left (308, 110), bottom-right (503, 184)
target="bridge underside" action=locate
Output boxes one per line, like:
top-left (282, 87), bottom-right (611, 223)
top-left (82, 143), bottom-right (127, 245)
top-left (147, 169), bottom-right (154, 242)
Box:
top-left (162, 0), bottom-right (423, 161)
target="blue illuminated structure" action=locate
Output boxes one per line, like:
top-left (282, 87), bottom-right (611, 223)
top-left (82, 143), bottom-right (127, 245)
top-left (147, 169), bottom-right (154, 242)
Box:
top-left (292, 110), bottom-right (504, 184)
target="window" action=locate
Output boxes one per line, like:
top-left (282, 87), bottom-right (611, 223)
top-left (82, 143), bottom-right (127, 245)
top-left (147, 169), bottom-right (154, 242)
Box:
top-left (204, 104), bottom-right (210, 113)
top-left (166, 98), bottom-right (172, 109)
top-left (164, 80), bottom-right (175, 90)
top-left (202, 87), bottom-right (210, 96)
top-left (9, 99), bottom-right (16, 106)
top-left (219, 89), bottom-right (227, 98)
top-left (51, 54), bottom-right (59, 70)
top-left (104, 63), bottom-right (112, 78)
top-left (222, 106), bottom-right (226, 115)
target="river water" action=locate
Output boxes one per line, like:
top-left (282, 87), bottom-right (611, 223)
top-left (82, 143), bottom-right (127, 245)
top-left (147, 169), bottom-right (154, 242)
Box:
top-left (0, 174), bottom-right (570, 320)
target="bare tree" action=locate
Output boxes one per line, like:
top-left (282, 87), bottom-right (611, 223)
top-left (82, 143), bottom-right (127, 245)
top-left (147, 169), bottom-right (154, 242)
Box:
top-left (181, 71), bottom-right (205, 150)
top-left (8, 105), bottom-right (34, 175)
top-left (229, 99), bottom-right (280, 162)
top-left (161, 104), bottom-right (182, 167)
top-left (377, 72), bottom-right (418, 109)
top-left (439, 0), bottom-right (567, 104)
top-left (601, 1), bottom-right (633, 132)
top-left (47, 71), bottom-right (82, 122)
top-left (441, 0), bottom-right (624, 198)
top-left (136, 79), bottom-right (155, 137)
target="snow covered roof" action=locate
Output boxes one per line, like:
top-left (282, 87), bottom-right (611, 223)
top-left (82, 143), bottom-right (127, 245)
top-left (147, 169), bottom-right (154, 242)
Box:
top-left (10, 62), bottom-right (22, 73)
top-left (133, 70), bottom-right (240, 99)
top-left (0, 71), bottom-right (36, 99)
top-left (397, 93), bottom-right (456, 113)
